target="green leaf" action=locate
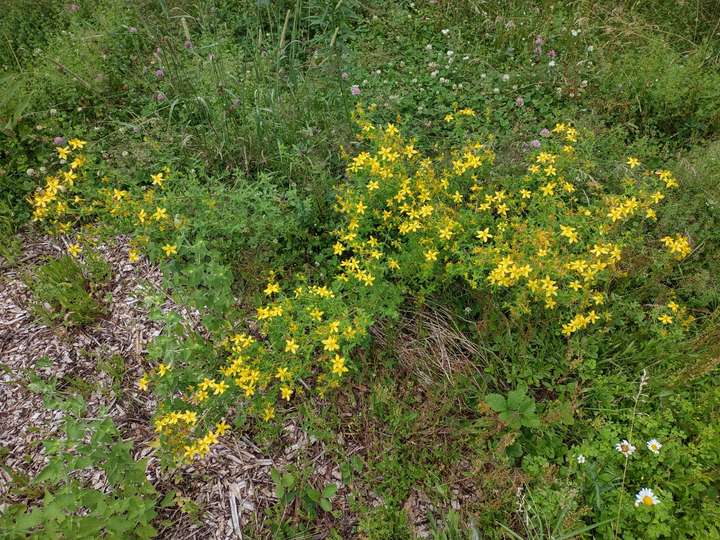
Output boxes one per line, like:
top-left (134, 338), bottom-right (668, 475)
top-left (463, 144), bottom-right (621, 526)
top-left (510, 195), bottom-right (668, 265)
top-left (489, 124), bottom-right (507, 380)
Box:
top-left (282, 472), bottom-right (296, 488)
top-left (36, 460), bottom-right (63, 484)
top-left (306, 487), bottom-right (321, 503)
top-left (499, 410), bottom-right (521, 430)
top-left (13, 508), bottom-right (44, 531)
top-left (270, 468), bottom-right (281, 485)
top-left (322, 484), bottom-right (337, 499)
top-left (160, 490), bottom-right (177, 508)
top-left (319, 497), bottom-right (333, 512)
top-left (485, 393), bottom-right (507, 412)
top-left (506, 388), bottom-right (528, 411)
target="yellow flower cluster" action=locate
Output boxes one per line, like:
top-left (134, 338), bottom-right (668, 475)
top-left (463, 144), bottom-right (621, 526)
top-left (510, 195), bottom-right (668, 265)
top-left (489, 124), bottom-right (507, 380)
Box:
top-left (154, 409), bottom-right (198, 434)
top-left (661, 235), bottom-right (692, 260)
top-left (561, 310), bottom-right (600, 336)
top-left (30, 140), bottom-right (87, 225)
top-left (30, 117), bottom-right (691, 461)
top-left (182, 421), bottom-right (230, 460)
top-left (334, 108), bottom-right (688, 343)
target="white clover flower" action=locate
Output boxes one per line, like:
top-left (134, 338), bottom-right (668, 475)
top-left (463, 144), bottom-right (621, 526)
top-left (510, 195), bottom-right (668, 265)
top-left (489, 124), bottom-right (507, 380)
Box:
top-left (426, 44), bottom-right (433, 51)
top-left (501, 73), bottom-right (510, 82)
top-left (616, 439), bottom-right (636, 457)
top-left (493, 87), bottom-right (500, 94)
top-left (548, 60), bottom-right (556, 67)
top-left (571, 29), bottom-right (580, 37)
top-left (635, 488), bottom-right (659, 507)
top-left (447, 50), bottom-right (454, 56)
top-left (441, 28), bottom-right (450, 36)
top-left (577, 454), bottom-right (586, 464)
top-left (646, 439), bottom-right (662, 454)
top-left (587, 45), bottom-right (594, 52)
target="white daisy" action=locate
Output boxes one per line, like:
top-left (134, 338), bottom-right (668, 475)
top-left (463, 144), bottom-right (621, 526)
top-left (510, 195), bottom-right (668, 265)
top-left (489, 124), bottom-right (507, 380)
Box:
top-left (646, 439), bottom-right (662, 454)
top-left (615, 439), bottom-right (636, 457)
top-left (635, 488), bottom-right (659, 507)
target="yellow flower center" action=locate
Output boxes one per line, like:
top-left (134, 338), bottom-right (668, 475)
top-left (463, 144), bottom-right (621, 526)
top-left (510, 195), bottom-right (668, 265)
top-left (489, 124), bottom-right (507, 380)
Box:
top-left (642, 496), bottom-right (655, 506)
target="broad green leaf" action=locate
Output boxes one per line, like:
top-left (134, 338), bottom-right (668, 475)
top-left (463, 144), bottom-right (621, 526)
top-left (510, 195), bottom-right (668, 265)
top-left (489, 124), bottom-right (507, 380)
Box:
top-left (485, 393), bottom-right (507, 412)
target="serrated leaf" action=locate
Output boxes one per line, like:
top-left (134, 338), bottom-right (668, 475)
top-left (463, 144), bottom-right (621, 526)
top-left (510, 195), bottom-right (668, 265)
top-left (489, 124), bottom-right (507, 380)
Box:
top-left (485, 393), bottom-right (507, 412)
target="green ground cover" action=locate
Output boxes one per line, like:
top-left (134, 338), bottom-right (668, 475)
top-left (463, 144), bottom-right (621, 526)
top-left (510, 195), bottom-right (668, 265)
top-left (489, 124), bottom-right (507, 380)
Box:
top-left (1, 1), bottom-right (718, 538)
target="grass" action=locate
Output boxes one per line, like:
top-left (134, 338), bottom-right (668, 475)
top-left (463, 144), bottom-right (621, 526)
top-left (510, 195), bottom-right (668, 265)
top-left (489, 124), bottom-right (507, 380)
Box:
top-left (2, 0), bottom-right (719, 538)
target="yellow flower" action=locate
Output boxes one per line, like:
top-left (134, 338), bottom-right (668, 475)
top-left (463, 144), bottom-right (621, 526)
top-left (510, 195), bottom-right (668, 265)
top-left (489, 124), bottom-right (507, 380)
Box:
top-left (151, 172), bottom-right (164, 187)
top-left (70, 155), bottom-right (85, 169)
top-left (213, 380), bottom-right (229, 395)
top-left (540, 182), bottom-right (556, 196)
top-left (56, 146), bottom-right (70, 159)
top-left (276, 367), bottom-right (292, 381)
top-left (153, 207), bottom-right (168, 221)
top-left (309, 307), bottom-right (323, 321)
top-left (280, 385), bottom-right (293, 401)
top-left (322, 335), bottom-right (339, 352)
top-left (367, 180), bottom-right (380, 191)
top-left (264, 282), bottom-right (281, 296)
top-left (627, 157), bottom-right (640, 169)
top-left (333, 242), bottom-right (344, 255)
top-left (68, 243), bottom-right (82, 257)
top-left (668, 301), bottom-right (679, 313)
top-left (387, 258), bottom-right (399, 270)
top-left (476, 228), bottom-right (493, 242)
top-left (263, 405), bottom-right (276, 421)
top-left (138, 374), bottom-right (149, 391)
top-left (162, 244), bottom-right (177, 256)
top-left (215, 421), bottom-right (230, 436)
top-left (128, 248), bottom-right (140, 263)
top-left (559, 225), bottom-right (578, 244)
top-left (658, 314), bottom-right (673, 325)
top-left (439, 224), bottom-right (454, 240)
top-left (425, 249), bottom-right (438, 262)
top-left (285, 339), bottom-right (299, 354)
top-left (660, 235), bottom-right (691, 260)
top-left (157, 363), bottom-right (169, 376)
top-left (68, 138), bottom-right (86, 150)
top-left (331, 354), bottom-right (349, 376)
